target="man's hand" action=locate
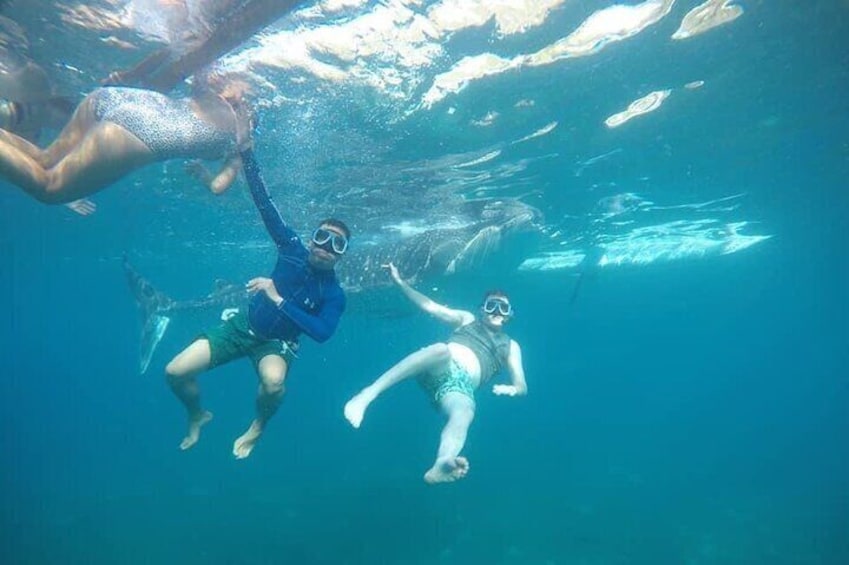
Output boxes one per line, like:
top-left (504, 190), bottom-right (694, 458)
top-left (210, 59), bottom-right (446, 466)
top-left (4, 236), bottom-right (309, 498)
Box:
top-left (231, 100), bottom-right (255, 152)
top-left (246, 277), bottom-right (283, 305)
top-left (492, 384), bottom-right (519, 397)
top-left (383, 262), bottom-right (402, 284)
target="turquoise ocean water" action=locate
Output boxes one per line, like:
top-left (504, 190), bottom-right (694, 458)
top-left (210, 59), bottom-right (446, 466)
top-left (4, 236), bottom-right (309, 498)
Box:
top-left (1, 1), bottom-right (847, 563)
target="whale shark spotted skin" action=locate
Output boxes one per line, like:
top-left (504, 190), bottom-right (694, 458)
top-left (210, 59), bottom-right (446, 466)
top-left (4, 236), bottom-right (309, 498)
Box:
top-left (125, 200), bottom-right (544, 373)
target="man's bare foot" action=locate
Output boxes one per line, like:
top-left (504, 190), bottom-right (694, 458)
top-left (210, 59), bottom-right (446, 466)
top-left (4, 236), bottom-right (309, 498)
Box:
top-left (233, 421), bottom-right (263, 459)
top-left (180, 411), bottom-right (213, 450)
top-left (343, 391), bottom-right (373, 429)
top-left (424, 456), bottom-right (470, 484)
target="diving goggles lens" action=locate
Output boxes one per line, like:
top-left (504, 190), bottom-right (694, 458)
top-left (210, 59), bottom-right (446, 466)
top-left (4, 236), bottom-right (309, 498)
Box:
top-left (483, 298), bottom-right (512, 316)
top-left (312, 228), bottom-right (348, 255)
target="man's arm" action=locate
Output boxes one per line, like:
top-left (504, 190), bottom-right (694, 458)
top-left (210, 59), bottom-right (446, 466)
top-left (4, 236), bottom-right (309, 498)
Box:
top-left (386, 263), bottom-right (473, 327)
top-left (278, 286), bottom-right (345, 343)
top-left (493, 340), bottom-right (528, 397)
top-left (240, 148), bottom-right (299, 248)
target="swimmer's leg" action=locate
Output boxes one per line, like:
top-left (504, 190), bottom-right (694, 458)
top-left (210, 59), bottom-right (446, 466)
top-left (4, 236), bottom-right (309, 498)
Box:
top-left (344, 343), bottom-right (451, 428)
top-left (424, 391), bottom-right (474, 484)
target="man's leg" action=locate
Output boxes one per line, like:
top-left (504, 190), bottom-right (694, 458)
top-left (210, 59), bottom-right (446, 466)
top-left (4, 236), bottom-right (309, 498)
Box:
top-left (233, 354), bottom-right (288, 459)
top-left (165, 339), bottom-right (214, 450)
top-left (424, 392), bottom-right (475, 484)
top-left (344, 343), bottom-right (451, 428)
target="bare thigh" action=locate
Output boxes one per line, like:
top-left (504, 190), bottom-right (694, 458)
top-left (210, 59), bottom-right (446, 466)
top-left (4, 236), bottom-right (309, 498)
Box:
top-left (40, 95), bottom-right (100, 167)
top-left (439, 391), bottom-right (476, 421)
top-left (166, 339), bottom-right (212, 378)
top-left (45, 121), bottom-right (155, 202)
top-left (419, 343), bottom-right (453, 379)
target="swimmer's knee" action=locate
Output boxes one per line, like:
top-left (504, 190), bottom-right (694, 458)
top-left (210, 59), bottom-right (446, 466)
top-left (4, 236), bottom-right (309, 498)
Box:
top-left (262, 377), bottom-right (285, 395)
top-left (260, 372), bottom-right (286, 395)
top-left (257, 355), bottom-right (288, 394)
top-left (165, 352), bottom-right (197, 380)
top-left (27, 179), bottom-right (66, 205)
top-left (166, 340), bottom-right (211, 380)
top-left (448, 401), bottom-right (475, 423)
top-left (165, 358), bottom-right (185, 380)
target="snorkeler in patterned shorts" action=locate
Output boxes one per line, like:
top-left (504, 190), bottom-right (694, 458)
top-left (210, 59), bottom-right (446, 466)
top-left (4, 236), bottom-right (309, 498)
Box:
top-left (344, 263), bottom-right (528, 484)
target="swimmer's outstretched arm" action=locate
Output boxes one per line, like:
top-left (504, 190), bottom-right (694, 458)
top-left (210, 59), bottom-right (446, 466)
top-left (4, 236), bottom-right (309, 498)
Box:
top-left (384, 262), bottom-right (473, 327)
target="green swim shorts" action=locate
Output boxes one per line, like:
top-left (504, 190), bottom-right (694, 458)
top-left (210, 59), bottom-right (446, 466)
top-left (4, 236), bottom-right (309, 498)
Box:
top-left (200, 310), bottom-right (297, 370)
top-left (419, 358), bottom-right (476, 404)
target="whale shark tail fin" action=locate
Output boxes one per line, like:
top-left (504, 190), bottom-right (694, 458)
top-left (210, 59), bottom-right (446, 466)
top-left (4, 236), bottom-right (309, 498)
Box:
top-left (123, 255), bottom-right (175, 374)
top-left (137, 314), bottom-right (170, 375)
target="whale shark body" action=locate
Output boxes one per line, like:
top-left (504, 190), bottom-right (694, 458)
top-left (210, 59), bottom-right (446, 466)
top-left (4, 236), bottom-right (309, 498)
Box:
top-left (125, 199), bottom-right (544, 373)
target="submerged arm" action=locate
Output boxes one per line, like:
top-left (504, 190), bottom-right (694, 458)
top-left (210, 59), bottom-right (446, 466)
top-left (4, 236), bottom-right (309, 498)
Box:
top-left (187, 155), bottom-right (242, 195)
top-left (279, 285), bottom-right (345, 343)
top-left (493, 340), bottom-right (528, 397)
top-left (387, 263), bottom-right (473, 327)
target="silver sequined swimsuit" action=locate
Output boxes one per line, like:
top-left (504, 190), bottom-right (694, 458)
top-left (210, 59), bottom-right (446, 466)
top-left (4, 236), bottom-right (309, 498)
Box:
top-left (91, 87), bottom-right (235, 159)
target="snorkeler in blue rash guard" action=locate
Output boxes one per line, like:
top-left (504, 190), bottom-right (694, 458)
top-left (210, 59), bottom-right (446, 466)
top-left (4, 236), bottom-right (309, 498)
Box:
top-left (240, 148), bottom-right (347, 343)
top-left (165, 127), bottom-right (350, 460)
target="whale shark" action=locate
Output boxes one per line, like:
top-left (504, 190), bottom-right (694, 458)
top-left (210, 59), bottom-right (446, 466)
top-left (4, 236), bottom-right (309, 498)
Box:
top-left (125, 199), bottom-right (544, 373)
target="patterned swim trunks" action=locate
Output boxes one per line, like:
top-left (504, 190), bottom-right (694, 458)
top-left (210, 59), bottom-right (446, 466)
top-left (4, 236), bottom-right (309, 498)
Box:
top-left (419, 358), bottom-right (476, 404)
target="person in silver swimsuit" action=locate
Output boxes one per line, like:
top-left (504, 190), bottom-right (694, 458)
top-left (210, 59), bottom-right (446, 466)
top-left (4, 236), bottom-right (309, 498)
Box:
top-left (344, 263), bottom-right (528, 484)
top-left (0, 73), bottom-right (246, 205)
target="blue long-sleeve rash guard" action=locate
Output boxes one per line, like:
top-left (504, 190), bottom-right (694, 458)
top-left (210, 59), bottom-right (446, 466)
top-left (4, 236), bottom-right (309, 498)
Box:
top-left (241, 149), bottom-right (345, 343)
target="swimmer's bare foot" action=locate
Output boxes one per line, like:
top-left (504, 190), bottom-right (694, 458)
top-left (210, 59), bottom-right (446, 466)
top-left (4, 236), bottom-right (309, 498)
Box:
top-left (180, 410), bottom-right (213, 450)
top-left (233, 420), bottom-right (263, 459)
top-left (344, 391), bottom-right (374, 429)
top-left (424, 456), bottom-right (470, 484)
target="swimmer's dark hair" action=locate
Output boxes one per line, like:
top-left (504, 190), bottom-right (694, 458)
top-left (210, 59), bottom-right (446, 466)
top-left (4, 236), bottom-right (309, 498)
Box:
top-left (482, 289), bottom-right (510, 302)
top-left (319, 218), bottom-right (351, 239)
